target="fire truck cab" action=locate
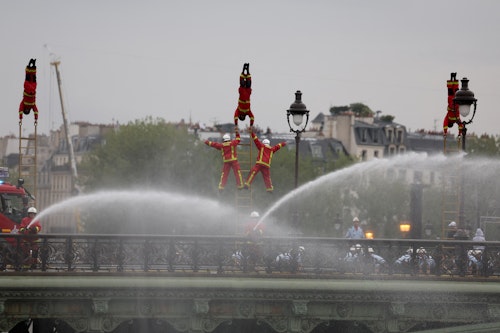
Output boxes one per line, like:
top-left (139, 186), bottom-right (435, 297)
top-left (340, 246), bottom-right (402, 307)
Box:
top-left (0, 167), bottom-right (32, 233)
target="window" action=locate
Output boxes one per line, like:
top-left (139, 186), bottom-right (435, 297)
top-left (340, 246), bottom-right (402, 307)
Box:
top-left (397, 130), bottom-right (403, 144)
top-left (361, 150), bottom-right (367, 161)
top-left (311, 145), bottom-right (323, 159)
top-left (386, 129), bottom-right (393, 143)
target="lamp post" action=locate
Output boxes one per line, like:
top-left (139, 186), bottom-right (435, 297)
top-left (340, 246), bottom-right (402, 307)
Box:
top-left (424, 221), bottom-right (433, 239)
top-left (453, 77), bottom-right (478, 228)
top-left (453, 77), bottom-right (478, 152)
top-left (410, 182), bottom-right (423, 239)
top-left (287, 90), bottom-right (310, 189)
top-left (334, 214), bottom-right (343, 237)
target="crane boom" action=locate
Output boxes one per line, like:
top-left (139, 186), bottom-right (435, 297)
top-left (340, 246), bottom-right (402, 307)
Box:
top-left (50, 60), bottom-right (79, 193)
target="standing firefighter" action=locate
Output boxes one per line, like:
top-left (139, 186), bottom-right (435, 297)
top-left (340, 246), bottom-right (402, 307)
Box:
top-left (244, 128), bottom-right (286, 192)
top-left (204, 127), bottom-right (244, 192)
top-left (19, 58), bottom-right (39, 123)
top-left (443, 72), bottom-right (463, 137)
top-left (19, 207), bottom-right (41, 269)
top-left (234, 63), bottom-right (255, 127)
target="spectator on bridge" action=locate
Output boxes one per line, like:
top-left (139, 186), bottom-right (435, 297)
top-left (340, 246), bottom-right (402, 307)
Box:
top-left (472, 228), bottom-right (486, 251)
top-left (345, 217), bottom-right (365, 239)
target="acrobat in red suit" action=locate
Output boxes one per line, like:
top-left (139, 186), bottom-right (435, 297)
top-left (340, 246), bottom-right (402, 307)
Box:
top-left (204, 127), bottom-right (244, 191)
top-left (244, 129), bottom-right (286, 192)
top-left (443, 72), bottom-right (463, 137)
top-left (234, 63), bottom-right (255, 127)
top-left (19, 59), bottom-right (39, 123)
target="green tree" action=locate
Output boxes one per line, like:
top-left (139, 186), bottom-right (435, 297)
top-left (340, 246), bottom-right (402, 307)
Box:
top-left (329, 103), bottom-right (374, 117)
top-left (80, 117), bottom-right (217, 195)
top-left (467, 134), bottom-right (500, 157)
top-left (380, 115), bottom-right (395, 122)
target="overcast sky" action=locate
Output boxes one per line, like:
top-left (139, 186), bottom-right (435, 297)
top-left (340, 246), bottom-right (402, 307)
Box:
top-left (1, 0), bottom-right (499, 138)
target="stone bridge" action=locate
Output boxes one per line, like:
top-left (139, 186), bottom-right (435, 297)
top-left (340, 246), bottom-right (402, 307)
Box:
top-left (1, 234), bottom-right (500, 333)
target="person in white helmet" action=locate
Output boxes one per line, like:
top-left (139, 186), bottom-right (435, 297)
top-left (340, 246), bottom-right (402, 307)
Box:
top-left (204, 127), bottom-right (244, 192)
top-left (245, 211), bottom-right (264, 239)
top-left (20, 207), bottom-right (41, 234)
top-left (344, 217), bottom-right (365, 239)
top-left (241, 211), bottom-right (264, 270)
top-left (447, 221), bottom-right (457, 239)
top-left (19, 206), bottom-right (42, 269)
top-left (244, 127), bottom-right (287, 192)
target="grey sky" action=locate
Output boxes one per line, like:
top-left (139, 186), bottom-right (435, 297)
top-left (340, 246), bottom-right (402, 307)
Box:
top-left (1, 0), bottom-right (499, 137)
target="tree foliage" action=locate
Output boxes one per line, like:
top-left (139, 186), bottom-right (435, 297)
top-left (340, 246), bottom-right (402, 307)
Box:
top-left (329, 103), bottom-right (374, 117)
top-left (80, 117), bottom-right (218, 196)
top-left (467, 134), bottom-right (500, 157)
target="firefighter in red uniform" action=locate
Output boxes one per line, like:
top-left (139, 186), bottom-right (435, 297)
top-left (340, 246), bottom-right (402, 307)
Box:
top-left (443, 72), bottom-right (463, 137)
top-left (204, 127), bottom-right (244, 191)
top-left (19, 207), bottom-right (41, 269)
top-left (242, 211), bottom-right (264, 269)
top-left (244, 129), bottom-right (287, 192)
top-left (234, 63), bottom-right (255, 127)
top-left (19, 59), bottom-right (39, 123)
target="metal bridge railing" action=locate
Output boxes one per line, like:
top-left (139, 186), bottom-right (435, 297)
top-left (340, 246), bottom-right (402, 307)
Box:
top-left (0, 234), bottom-right (498, 279)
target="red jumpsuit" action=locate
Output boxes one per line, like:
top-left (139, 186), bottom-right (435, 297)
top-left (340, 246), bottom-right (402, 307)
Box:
top-left (242, 218), bottom-right (264, 266)
top-left (19, 216), bottom-right (42, 268)
top-left (443, 73), bottom-right (463, 136)
top-left (245, 133), bottom-right (286, 192)
top-left (234, 65), bottom-right (255, 126)
top-left (205, 131), bottom-right (244, 190)
top-left (19, 59), bottom-right (39, 121)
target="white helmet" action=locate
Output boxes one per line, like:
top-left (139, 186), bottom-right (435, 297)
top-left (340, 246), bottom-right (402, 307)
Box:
top-left (250, 211), bottom-right (260, 218)
top-left (27, 207), bottom-right (37, 214)
top-left (223, 133), bottom-right (231, 142)
top-left (262, 139), bottom-right (270, 145)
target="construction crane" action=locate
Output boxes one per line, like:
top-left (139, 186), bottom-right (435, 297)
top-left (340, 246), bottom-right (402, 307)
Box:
top-left (46, 46), bottom-right (79, 194)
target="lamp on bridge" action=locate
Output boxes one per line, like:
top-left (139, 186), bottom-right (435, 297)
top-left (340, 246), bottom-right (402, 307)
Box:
top-left (453, 77), bottom-right (478, 229)
top-left (287, 90), bottom-right (309, 189)
top-left (453, 77), bottom-right (478, 152)
top-left (399, 221), bottom-right (411, 238)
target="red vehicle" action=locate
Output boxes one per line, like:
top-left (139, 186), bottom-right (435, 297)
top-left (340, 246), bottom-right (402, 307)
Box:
top-left (0, 169), bottom-right (33, 234)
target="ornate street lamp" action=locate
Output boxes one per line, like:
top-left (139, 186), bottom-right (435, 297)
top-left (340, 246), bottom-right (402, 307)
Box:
top-left (453, 77), bottom-right (477, 151)
top-left (287, 90), bottom-right (310, 189)
top-left (453, 77), bottom-right (478, 228)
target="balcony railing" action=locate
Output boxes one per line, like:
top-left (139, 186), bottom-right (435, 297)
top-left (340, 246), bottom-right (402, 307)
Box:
top-left (0, 234), bottom-right (498, 279)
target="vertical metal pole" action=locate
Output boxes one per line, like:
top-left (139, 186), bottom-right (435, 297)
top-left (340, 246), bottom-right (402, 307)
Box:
top-left (459, 126), bottom-right (467, 228)
top-left (295, 133), bottom-right (300, 189)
